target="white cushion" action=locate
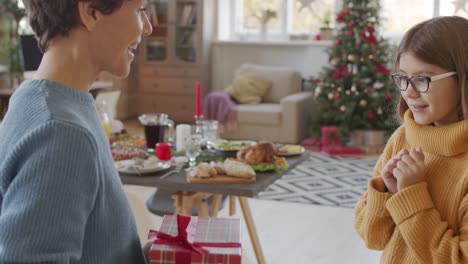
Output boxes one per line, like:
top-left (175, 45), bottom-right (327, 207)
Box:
top-left (239, 64), bottom-right (301, 103)
top-left (236, 104), bottom-right (281, 125)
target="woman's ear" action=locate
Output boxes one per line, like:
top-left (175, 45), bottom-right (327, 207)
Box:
top-left (78, 2), bottom-right (98, 31)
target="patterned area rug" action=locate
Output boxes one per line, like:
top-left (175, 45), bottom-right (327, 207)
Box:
top-left (255, 152), bottom-right (378, 208)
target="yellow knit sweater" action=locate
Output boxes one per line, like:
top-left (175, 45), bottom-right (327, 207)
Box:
top-left (355, 110), bottom-right (468, 264)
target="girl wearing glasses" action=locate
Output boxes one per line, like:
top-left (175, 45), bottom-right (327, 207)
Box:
top-left (355, 16), bottom-right (468, 263)
top-left (0, 0), bottom-right (153, 263)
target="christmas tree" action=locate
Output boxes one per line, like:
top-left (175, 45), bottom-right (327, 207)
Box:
top-left (311, 0), bottom-right (397, 140)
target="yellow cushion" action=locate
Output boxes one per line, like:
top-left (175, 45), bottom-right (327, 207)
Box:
top-left (225, 72), bottom-right (272, 104)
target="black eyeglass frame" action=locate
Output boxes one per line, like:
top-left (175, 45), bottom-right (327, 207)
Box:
top-left (391, 71), bottom-right (457, 93)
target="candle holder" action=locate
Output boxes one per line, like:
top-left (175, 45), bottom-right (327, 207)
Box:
top-left (194, 115), bottom-right (204, 136)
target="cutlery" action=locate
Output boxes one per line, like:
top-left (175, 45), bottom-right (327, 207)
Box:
top-left (159, 163), bottom-right (184, 179)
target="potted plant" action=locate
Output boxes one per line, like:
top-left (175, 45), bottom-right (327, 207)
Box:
top-left (259, 9), bottom-right (277, 40)
top-left (0, 0), bottom-right (26, 88)
top-left (319, 9), bottom-right (333, 40)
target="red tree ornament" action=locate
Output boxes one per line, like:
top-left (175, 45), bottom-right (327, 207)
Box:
top-left (386, 92), bottom-right (393, 100)
top-left (367, 112), bottom-right (376, 120)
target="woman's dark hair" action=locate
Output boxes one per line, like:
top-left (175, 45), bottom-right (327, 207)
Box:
top-left (23, 0), bottom-right (126, 52)
top-left (393, 16), bottom-right (468, 121)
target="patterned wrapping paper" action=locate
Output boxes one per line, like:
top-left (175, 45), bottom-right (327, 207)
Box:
top-left (149, 215), bottom-right (242, 264)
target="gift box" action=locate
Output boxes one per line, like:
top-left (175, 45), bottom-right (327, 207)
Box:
top-left (321, 145), bottom-right (364, 155)
top-left (148, 214), bottom-right (242, 264)
top-left (301, 137), bottom-right (321, 152)
top-left (320, 126), bottom-right (364, 155)
top-left (321, 126), bottom-right (341, 146)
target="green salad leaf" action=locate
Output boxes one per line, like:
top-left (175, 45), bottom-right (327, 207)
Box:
top-left (217, 142), bottom-right (252, 150)
top-left (250, 162), bottom-right (289, 173)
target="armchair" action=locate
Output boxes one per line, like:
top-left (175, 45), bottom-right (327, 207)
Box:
top-left (220, 64), bottom-right (314, 144)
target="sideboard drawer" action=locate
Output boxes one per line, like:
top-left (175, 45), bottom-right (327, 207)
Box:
top-left (139, 77), bottom-right (198, 95)
top-left (140, 66), bottom-right (201, 78)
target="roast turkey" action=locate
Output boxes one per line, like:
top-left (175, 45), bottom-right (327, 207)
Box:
top-left (236, 142), bottom-right (277, 164)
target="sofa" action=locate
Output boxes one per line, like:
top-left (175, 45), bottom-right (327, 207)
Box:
top-left (218, 64), bottom-right (314, 144)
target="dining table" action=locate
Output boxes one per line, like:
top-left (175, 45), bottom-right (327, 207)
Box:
top-left (119, 150), bottom-right (310, 264)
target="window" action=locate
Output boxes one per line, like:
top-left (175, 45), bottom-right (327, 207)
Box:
top-left (220, 0), bottom-right (468, 41)
top-left (234, 0), bottom-right (335, 38)
top-left (381, 0), bottom-right (468, 33)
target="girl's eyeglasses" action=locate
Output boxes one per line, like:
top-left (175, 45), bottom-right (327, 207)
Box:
top-left (391, 71), bottom-right (456, 93)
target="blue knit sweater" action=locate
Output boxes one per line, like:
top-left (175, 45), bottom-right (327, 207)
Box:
top-left (0, 80), bottom-right (146, 263)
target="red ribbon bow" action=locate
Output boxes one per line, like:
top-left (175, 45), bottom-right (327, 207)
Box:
top-left (148, 214), bottom-right (241, 264)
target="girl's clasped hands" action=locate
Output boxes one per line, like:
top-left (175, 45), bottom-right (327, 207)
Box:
top-left (381, 147), bottom-right (427, 194)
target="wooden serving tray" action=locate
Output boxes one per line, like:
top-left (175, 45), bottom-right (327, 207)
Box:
top-left (187, 174), bottom-right (256, 184)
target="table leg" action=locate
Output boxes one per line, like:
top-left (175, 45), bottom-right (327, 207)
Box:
top-left (194, 193), bottom-right (210, 217)
top-left (182, 192), bottom-right (195, 215)
top-left (171, 191), bottom-right (194, 216)
top-left (172, 191), bottom-right (216, 217)
top-left (229, 195), bottom-right (236, 216)
top-left (210, 194), bottom-right (223, 217)
top-left (238, 197), bottom-right (266, 264)
top-left (171, 192), bottom-right (183, 214)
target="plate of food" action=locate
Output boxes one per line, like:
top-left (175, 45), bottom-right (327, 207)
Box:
top-left (212, 140), bottom-right (256, 152)
top-left (115, 156), bottom-right (171, 175)
top-left (277, 144), bottom-right (305, 156)
top-left (111, 140), bottom-right (148, 161)
top-left (236, 142), bottom-right (289, 172)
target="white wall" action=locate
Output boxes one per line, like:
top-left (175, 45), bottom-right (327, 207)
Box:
top-left (211, 40), bottom-right (331, 90)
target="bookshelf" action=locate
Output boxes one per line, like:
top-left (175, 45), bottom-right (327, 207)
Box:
top-left (136, 0), bottom-right (214, 122)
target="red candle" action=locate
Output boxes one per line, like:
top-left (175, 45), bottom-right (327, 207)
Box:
top-left (156, 142), bottom-right (171, 161)
top-left (196, 82), bottom-right (201, 116)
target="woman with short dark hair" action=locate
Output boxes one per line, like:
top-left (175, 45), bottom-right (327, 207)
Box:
top-left (0, 0), bottom-right (152, 263)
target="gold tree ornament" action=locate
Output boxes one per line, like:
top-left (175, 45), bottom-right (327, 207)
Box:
top-left (340, 105), bottom-right (347, 112)
top-left (373, 82), bottom-right (384, 89)
top-left (360, 99), bottom-right (368, 106)
top-left (347, 54), bottom-right (356, 62)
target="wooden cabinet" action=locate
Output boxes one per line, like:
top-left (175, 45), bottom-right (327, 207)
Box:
top-left (136, 0), bottom-right (214, 123)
